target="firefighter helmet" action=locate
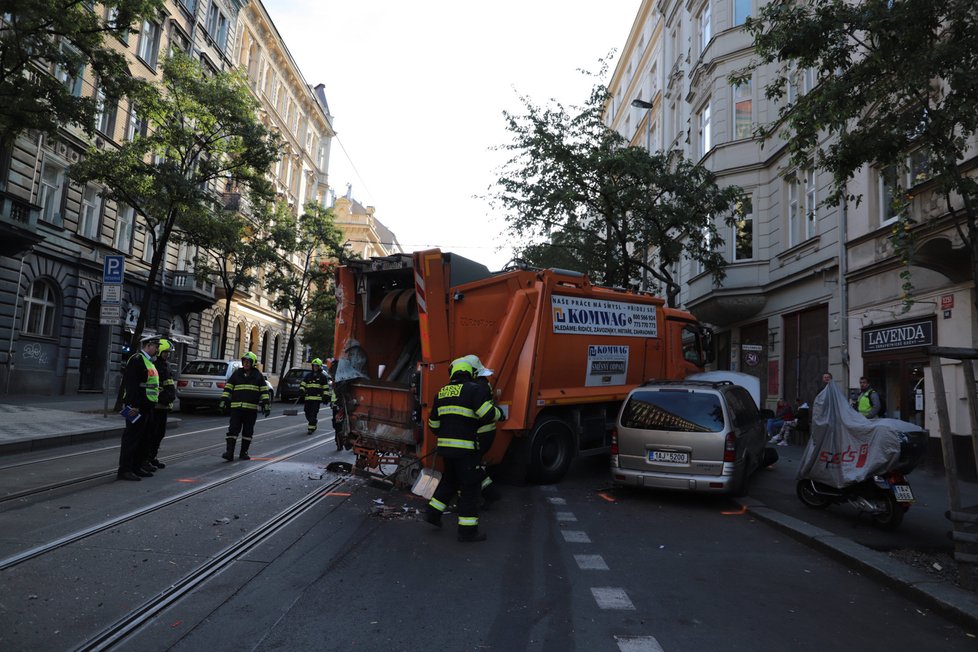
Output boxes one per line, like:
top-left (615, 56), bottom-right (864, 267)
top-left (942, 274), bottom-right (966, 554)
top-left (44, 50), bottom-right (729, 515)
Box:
top-left (311, 358), bottom-right (323, 366)
top-left (242, 351), bottom-right (258, 364)
top-left (450, 358), bottom-right (474, 378)
top-left (158, 339), bottom-right (172, 353)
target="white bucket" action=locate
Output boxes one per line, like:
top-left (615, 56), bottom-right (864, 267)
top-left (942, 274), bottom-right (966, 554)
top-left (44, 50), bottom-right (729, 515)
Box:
top-left (411, 467), bottom-right (442, 500)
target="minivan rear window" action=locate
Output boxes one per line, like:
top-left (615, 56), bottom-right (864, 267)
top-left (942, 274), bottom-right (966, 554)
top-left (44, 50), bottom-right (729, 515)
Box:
top-left (620, 390), bottom-right (725, 433)
top-left (182, 361), bottom-right (229, 376)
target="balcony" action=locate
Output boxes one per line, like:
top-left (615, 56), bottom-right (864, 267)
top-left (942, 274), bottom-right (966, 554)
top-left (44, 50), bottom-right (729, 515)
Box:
top-left (165, 271), bottom-right (216, 311)
top-left (0, 191), bottom-right (43, 255)
top-left (684, 261), bottom-right (768, 327)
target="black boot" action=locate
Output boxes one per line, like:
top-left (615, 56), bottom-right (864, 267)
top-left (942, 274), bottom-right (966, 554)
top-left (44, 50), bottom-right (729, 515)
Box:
top-left (239, 441), bottom-right (251, 460)
top-left (423, 508), bottom-right (443, 529)
top-left (222, 438), bottom-right (235, 461)
top-left (457, 526), bottom-right (487, 543)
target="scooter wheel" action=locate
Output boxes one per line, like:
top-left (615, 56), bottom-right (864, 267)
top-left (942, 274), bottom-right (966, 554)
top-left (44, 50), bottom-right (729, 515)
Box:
top-left (796, 479), bottom-right (832, 509)
top-left (871, 491), bottom-right (905, 530)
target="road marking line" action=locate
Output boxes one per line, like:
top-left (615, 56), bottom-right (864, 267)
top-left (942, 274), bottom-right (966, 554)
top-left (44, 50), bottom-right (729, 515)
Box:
top-left (591, 587), bottom-right (635, 610)
top-left (561, 530), bottom-right (591, 543)
top-left (615, 635), bottom-right (664, 651)
top-left (547, 496), bottom-right (567, 505)
top-left (574, 554), bottom-right (608, 570)
top-left (555, 511), bottom-right (577, 522)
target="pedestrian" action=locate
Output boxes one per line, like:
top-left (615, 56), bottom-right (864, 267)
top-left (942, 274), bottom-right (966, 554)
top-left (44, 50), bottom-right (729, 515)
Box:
top-left (854, 376), bottom-right (882, 419)
top-left (423, 357), bottom-right (502, 542)
top-left (462, 354), bottom-right (505, 509)
top-left (299, 357), bottom-right (331, 435)
top-left (766, 398), bottom-right (794, 444)
top-left (117, 334), bottom-right (160, 481)
top-left (145, 338), bottom-right (176, 469)
top-left (219, 351), bottom-right (271, 461)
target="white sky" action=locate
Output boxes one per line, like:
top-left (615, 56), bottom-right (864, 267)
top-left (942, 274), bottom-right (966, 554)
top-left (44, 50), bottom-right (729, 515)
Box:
top-left (266, 1), bottom-right (641, 270)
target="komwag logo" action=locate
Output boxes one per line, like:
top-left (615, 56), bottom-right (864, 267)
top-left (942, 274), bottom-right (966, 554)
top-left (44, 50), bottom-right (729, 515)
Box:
top-left (588, 345), bottom-right (629, 356)
top-left (554, 308), bottom-right (630, 327)
top-left (818, 443), bottom-right (870, 468)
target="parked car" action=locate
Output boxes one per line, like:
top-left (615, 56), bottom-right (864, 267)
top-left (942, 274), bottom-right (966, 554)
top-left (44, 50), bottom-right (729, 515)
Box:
top-left (278, 367), bottom-right (307, 403)
top-left (176, 359), bottom-right (275, 412)
top-left (611, 379), bottom-right (776, 495)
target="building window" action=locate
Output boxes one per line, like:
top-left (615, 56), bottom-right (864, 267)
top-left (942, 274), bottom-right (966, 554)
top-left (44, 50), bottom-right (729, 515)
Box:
top-left (137, 19), bottom-right (161, 68)
top-left (143, 223), bottom-right (162, 263)
top-left (699, 3), bottom-right (712, 52)
top-left (805, 169), bottom-right (817, 238)
top-left (179, 0), bottom-right (197, 15)
top-left (802, 67), bottom-right (816, 94)
top-left (206, 2), bottom-right (229, 49)
top-left (879, 164), bottom-right (900, 225)
top-left (734, 194), bottom-right (753, 261)
top-left (106, 7), bottom-right (129, 43)
top-left (734, 0), bottom-right (751, 26)
top-left (38, 159), bottom-right (66, 226)
top-left (23, 279), bottom-right (58, 337)
top-left (210, 316), bottom-right (222, 358)
top-left (79, 185), bottom-right (102, 240)
top-left (94, 85), bottom-right (116, 136)
top-left (733, 80), bottom-right (752, 139)
top-left (698, 101), bottom-right (712, 156)
top-left (170, 24), bottom-right (191, 54)
top-left (54, 43), bottom-right (84, 96)
top-left (114, 204), bottom-right (135, 252)
top-left (788, 179), bottom-right (800, 247)
top-left (125, 103), bottom-right (148, 141)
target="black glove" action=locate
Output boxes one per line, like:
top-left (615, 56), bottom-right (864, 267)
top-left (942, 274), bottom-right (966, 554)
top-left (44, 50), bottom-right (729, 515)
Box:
top-left (262, 404), bottom-right (271, 418)
top-left (218, 400), bottom-right (228, 415)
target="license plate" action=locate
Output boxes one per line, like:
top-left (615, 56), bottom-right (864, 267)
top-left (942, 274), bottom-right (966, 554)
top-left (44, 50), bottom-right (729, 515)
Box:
top-left (892, 484), bottom-right (914, 502)
top-left (192, 381), bottom-right (211, 388)
top-left (649, 450), bottom-right (689, 464)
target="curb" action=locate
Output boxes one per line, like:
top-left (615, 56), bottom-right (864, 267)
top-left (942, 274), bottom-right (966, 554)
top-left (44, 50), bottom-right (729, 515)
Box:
top-left (735, 496), bottom-right (978, 631)
top-left (0, 417), bottom-right (181, 456)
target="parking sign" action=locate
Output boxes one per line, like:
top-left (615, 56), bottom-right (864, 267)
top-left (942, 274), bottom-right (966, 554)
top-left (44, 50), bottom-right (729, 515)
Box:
top-left (103, 255), bottom-right (124, 284)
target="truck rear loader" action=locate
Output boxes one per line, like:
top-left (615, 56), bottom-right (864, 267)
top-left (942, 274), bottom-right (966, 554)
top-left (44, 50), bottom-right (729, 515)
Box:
top-left (331, 249), bottom-right (711, 486)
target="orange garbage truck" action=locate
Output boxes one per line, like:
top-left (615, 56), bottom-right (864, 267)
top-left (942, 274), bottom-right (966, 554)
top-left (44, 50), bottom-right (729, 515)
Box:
top-left (331, 249), bottom-right (712, 485)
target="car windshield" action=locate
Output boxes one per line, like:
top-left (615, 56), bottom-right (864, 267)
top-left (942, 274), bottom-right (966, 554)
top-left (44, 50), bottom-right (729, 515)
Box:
top-left (284, 369), bottom-right (306, 381)
top-left (620, 389), bottom-right (725, 433)
top-left (182, 361), bottom-right (229, 376)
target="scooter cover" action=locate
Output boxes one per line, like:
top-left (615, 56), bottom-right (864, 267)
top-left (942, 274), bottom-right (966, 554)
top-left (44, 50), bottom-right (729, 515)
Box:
top-left (796, 381), bottom-right (920, 488)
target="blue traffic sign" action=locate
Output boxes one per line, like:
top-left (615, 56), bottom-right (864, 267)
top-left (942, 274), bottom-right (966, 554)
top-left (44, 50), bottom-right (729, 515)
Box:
top-left (103, 255), bottom-right (125, 284)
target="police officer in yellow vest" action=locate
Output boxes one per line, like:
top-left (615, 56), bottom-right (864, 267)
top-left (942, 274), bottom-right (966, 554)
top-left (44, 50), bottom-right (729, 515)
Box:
top-left (423, 357), bottom-right (502, 542)
top-left (117, 334), bottom-right (160, 481)
top-left (145, 338), bottom-right (176, 470)
top-left (300, 357), bottom-right (332, 434)
top-left (855, 376), bottom-right (882, 419)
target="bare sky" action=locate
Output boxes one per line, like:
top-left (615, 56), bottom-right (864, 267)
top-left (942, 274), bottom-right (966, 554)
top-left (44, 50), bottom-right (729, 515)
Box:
top-left (266, 1), bottom-right (641, 270)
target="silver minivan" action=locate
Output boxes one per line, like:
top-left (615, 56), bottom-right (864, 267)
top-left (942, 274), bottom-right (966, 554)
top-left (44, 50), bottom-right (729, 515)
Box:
top-left (176, 359), bottom-right (275, 412)
top-left (611, 379), bottom-right (775, 495)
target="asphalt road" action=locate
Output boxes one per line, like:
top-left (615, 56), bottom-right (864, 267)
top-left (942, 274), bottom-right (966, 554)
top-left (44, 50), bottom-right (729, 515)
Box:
top-left (1, 416), bottom-right (975, 651)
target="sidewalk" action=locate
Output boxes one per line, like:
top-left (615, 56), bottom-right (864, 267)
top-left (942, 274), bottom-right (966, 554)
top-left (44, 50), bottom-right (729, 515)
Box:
top-left (0, 393), bottom-right (178, 454)
top-left (1, 393), bottom-right (977, 627)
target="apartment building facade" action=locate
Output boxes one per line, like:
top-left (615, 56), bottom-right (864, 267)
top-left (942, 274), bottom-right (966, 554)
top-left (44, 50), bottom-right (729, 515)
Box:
top-left (0, 0), bottom-right (340, 395)
top-left (606, 0), bottom-right (976, 456)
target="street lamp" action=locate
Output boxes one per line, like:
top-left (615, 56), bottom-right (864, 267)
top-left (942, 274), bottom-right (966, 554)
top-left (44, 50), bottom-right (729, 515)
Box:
top-left (630, 99), bottom-right (654, 151)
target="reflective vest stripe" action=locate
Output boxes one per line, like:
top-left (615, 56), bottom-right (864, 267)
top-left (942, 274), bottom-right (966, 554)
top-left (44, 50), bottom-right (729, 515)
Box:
top-left (458, 516), bottom-right (478, 527)
top-left (438, 405), bottom-right (476, 419)
top-left (437, 438), bottom-right (476, 450)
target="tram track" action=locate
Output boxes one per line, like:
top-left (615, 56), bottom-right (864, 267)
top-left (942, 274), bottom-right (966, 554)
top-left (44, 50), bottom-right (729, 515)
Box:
top-left (0, 435), bottom-right (336, 571)
top-left (0, 416), bottom-right (323, 505)
top-left (72, 475), bottom-right (350, 652)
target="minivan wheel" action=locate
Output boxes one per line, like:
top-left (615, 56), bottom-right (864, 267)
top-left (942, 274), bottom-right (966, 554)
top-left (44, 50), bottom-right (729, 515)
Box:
top-left (527, 418), bottom-right (575, 484)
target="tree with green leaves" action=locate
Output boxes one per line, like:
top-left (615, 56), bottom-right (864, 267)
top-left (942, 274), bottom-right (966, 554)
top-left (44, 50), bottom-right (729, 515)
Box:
top-left (180, 197), bottom-right (279, 359)
top-left (737, 0), bottom-right (978, 312)
top-left (0, 0), bottom-right (163, 149)
top-left (490, 71), bottom-right (742, 307)
top-left (266, 201), bottom-right (351, 373)
top-left (70, 52), bottom-right (280, 356)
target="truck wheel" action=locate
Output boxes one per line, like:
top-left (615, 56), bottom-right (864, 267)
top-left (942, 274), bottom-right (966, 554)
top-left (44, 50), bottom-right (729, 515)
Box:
top-left (528, 418), bottom-right (574, 484)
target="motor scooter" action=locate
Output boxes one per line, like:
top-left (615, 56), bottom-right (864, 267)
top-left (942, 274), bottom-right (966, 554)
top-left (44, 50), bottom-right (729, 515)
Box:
top-left (796, 469), bottom-right (915, 530)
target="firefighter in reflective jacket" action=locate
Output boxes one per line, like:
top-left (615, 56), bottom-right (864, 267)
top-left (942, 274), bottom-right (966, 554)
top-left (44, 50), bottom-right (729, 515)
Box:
top-left (219, 351), bottom-right (270, 461)
top-left (423, 358), bottom-right (502, 542)
top-left (300, 357), bottom-right (331, 434)
top-left (461, 354), bottom-right (504, 508)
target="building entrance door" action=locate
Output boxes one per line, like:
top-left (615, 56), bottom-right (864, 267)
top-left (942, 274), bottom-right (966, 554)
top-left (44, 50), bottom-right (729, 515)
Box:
top-left (79, 300), bottom-right (108, 391)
